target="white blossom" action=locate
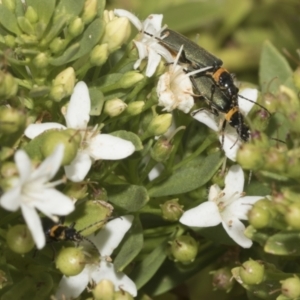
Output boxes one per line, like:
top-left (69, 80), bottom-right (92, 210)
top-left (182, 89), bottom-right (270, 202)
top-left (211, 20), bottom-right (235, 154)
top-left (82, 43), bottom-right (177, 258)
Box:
top-left (55, 215), bottom-right (137, 299)
top-left (192, 88), bottom-right (258, 161)
top-left (25, 81), bottom-right (135, 182)
top-left (114, 9), bottom-right (174, 77)
top-left (0, 145), bottom-right (74, 249)
top-left (180, 164), bottom-right (264, 248)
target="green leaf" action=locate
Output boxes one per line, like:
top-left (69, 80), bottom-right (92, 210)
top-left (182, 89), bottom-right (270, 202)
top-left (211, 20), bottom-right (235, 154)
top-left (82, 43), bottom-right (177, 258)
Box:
top-left (110, 130), bottom-right (143, 151)
top-left (259, 41), bottom-right (293, 94)
top-left (107, 184), bottom-right (149, 212)
top-left (54, 0), bottom-right (85, 21)
top-left (148, 152), bottom-right (223, 197)
top-left (50, 18), bottom-right (104, 65)
top-left (93, 73), bottom-right (123, 87)
top-left (50, 43), bottom-right (80, 66)
top-left (114, 216), bottom-right (143, 272)
top-left (89, 87), bottom-right (104, 116)
top-left (0, 4), bottom-right (21, 35)
top-left (130, 240), bottom-right (167, 289)
top-left (264, 231), bottom-right (300, 256)
top-left (26, 0), bottom-right (55, 26)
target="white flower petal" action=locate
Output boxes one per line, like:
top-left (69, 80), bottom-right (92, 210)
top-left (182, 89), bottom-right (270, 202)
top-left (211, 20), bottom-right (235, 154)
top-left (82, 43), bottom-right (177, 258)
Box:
top-left (20, 204), bottom-right (45, 249)
top-left (14, 150), bottom-right (32, 183)
top-left (65, 81), bottom-right (90, 129)
top-left (64, 152), bottom-right (92, 182)
top-left (208, 184), bottom-right (222, 202)
top-left (24, 123), bottom-right (66, 139)
top-left (228, 196), bottom-right (264, 220)
top-left (56, 267), bottom-right (90, 299)
top-left (223, 164), bottom-right (244, 198)
top-left (219, 126), bottom-right (241, 161)
top-left (222, 217), bottom-right (252, 248)
top-left (114, 9), bottom-right (142, 31)
top-left (0, 184), bottom-right (21, 211)
top-left (88, 134), bottom-right (135, 160)
top-left (148, 163), bottom-right (164, 181)
top-left (133, 41), bottom-right (147, 69)
top-left (238, 88), bottom-right (258, 116)
top-left (92, 261), bottom-right (137, 297)
top-left (192, 109), bottom-right (219, 131)
top-left (143, 14), bottom-right (163, 34)
top-left (180, 201), bottom-right (222, 227)
top-left (33, 188), bottom-right (74, 217)
top-left (30, 144), bottom-right (65, 182)
top-left (145, 48), bottom-right (161, 77)
top-left (90, 215), bottom-right (134, 256)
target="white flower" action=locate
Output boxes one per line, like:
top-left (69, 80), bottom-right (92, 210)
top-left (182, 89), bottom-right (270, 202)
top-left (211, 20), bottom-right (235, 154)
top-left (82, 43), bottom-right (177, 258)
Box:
top-left (114, 9), bottom-right (174, 77)
top-left (25, 81), bottom-right (135, 182)
top-left (0, 145), bottom-right (74, 249)
top-left (180, 164), bottom-right (264, 248)
top-left (55, 215), bottom-right (137, 299)
top-left (192, 88), bottom-right (258, 161)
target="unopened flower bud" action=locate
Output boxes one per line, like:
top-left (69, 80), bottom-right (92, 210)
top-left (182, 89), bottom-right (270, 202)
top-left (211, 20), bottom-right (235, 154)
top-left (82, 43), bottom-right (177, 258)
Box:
top-left (150, 136), bottom-right (174, 162)
top-left (4, 35), bottom-right (15, 47)
top-left (236, 144), bottom-right (264, 170)
top-left (120, 71), bottom-right (144, 89)
top-left (293, 67), bottom-right (300, 91)
top-left (2, 0), bottom-right (15, 11)
top-left (261, 92), bottom-right (278, 114)
top-left (126, 101), bottom-right (145, 116)
top-left (50, 67), bottom-right (76, 101)
top-left (104, 98), bottom-right (127, 117)
top-left (64, 182), bottom-right (88, 200)
top-left (17, 16), bottom-right (34, 35)
top-left (92, 280), bottom-right (114, 300)
top-left (0, 161), bottom-right (18, 178)
top-left (90, 44), bottom-right (109, 66)
top-left (6, 224), bottom-right (35, 254)
top-left (211, 267), bottom-right (234, 292)
top-left (19, 33), bottom-right (38, 44)
top-left (263, 148), bottom-right (286, 173)
top-left (248, 206), bottom-right (271, 229)
top-left (40, 129), bottom-right (81, 165)
top-left (101, 15), bottom-right (131, 53)
top-left (114, 291), bottom-right (134, 300)
top-left (68, 17), bottom-right (84, 37)
top-left (25, 6), bottom-right (39, 24)
top-left (281, 276), bottom-right (300, 299)
top-left (81, 0), bottom-right (98, 24)
top-left (239, 260), bottom-right (264, 285)
top-left (146, 113), bottom-right (172, 137)
top-left (49, 37), bottom-right (67, 53)
top-left (170, 235), bottom-right (198, 263)
top-left (285, 203), bottom-right (300, 229)
top-left (0, 71), bottom-right (18, 99)
top-left (55, 247), bottom-right (85, 276)
top-left (0, 107), bottom-right (26, 134)
top-left (160, 199), bottom-right (183, 222)
top-left (32, 52), bottom-right (49, 69)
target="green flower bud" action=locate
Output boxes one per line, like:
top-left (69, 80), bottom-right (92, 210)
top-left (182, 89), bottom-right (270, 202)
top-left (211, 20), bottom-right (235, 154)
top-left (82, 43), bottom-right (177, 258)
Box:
top-left (287, 149), bottom-right (300, 180)
top-left (146, 113), bottom-right (172, 137)
top-left (104, 98), bottom-right (127, 117)
top-left (6, 225), bottom-right (35, 254)
top-left (236, 144), bottom-right (264, 170)
top-left (40, 129), bottom-right (81, 165)
top-left (92, 280), bottom-right (114, 300)
top-left (248, 206), bottom-right (271, 229)
top-left (17, 16), bottom-right (34, 35)
top-left (126, 101), bottom-right (145, 116)
top-left (64, 182), bottom-right (88, 200)
top-left (211, 267), bottom-right (234, 292)
top-left (239, 260), bottom-right (264, 285)
top-left (25, 6), bottom-right (39, 24)
top-left (0, 107), bottom-right (26, 134)
top-left (120, 71), bottom-right (144, 89)
top-left (261, 92), bottom-right (278, 114)
top-left (101, 14), bottom-right (131, 53)
top-left (170, 235), bottom-right (198, 263)
top-left (19, 34), bottom-right (38, 45)
top-left (0, 161), bottom-right (18, 178)
top-left (281, 276), bottom-right (300, 299)
top-left (263, 148), bottom-right (286, 173)
top-left (285, 203), bottom-right (300, 229)
top-left (90, 44), bottom-right (109, 66)
top-left (160, 199), bottom-right (183, 222)
top-left (150, 136), bottom-right (174, 162)
top-left (55, 247), bottom-right (85, 276)
top-left (81, 0), bottom-right (98, 24)
top-left (4, 35), bottom-right (15, 48)
top-left (50, 67), bottom-right (76, 102)
top-left (0, 71), bottom-right (18, 99)
top-left (32, 52), bottom-right (49, 69)
top-left (49, 37), bottom-right (67, 54)
top-left (282, 186), bottom-right (300, 203)
top-left (114, 291), bottom-right (134, 300)
top-left (68, 17), bottom-right (84, 37)
top-left (293, 67), bottom-right (300, 90)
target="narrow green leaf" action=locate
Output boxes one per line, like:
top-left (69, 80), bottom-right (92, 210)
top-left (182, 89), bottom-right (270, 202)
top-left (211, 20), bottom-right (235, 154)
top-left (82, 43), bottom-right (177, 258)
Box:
top-left (54, 0), bottom-right (85, 21)
top-left (114, 216), bottom-right (143, 272)
top-left (130, 241), bottom-right (167, 289)
top-left (26, 0), bottom-right (55, 26)
top-left (50, 43), bottom-right (80, 66)
top-left (107, 184), bottom-right (149, 212)
top-left (264, 231), bottom-right (300, 256)
top-left (259, 41), bottom-right (292, 94)
top-left (0, 4), bottom-right (21, 35)
top-left (148, 152), bottom-right (223, 197)
top-left (110, 130), bottom-right (143, 151)
top-left (89, 87), bottom-right (104, 116)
